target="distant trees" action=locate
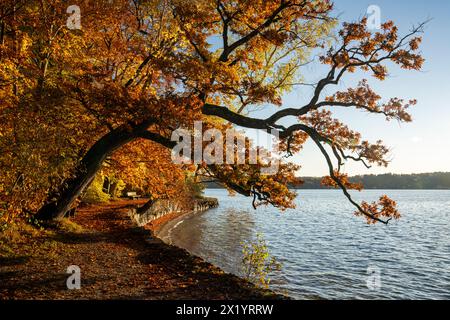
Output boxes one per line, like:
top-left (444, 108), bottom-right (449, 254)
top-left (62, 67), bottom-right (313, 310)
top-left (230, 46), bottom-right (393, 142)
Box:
top-left (297, 173), bottom-right (450, 190)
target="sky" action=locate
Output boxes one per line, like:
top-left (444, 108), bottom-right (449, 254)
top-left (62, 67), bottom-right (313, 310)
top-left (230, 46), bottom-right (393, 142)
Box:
top-left (246, 0), bottom-right (450, 177)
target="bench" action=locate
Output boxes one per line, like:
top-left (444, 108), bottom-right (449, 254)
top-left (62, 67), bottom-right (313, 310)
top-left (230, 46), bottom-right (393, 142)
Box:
top-left (126, 192), bottom-right (141, 200)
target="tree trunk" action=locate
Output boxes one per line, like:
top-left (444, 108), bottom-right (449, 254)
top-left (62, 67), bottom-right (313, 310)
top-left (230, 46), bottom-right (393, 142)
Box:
top-left (34, 126), bottom-right (140, 221)
top-left (137, 198), bottom-right (155, 215)
top-left (109, 181), bottom-right (118, 199)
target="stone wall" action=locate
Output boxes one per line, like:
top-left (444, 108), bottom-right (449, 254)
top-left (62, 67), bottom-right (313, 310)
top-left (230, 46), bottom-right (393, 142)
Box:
top-left (129, 197), bottom-right (219, 227)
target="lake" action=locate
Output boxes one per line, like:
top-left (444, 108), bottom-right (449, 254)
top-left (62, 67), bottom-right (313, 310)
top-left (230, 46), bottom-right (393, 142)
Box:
top-left (158, 189), bottom-right (450, 300)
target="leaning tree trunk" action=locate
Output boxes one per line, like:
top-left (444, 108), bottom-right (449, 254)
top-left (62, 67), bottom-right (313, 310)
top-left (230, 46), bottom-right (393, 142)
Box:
top-left (34, 125), bottom-right (142, 221)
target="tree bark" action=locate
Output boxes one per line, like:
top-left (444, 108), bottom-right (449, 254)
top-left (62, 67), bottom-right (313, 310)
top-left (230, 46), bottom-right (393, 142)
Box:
top-left (34, 124), bottom-right (146, 221)
top-left (137, 198), bottom-right (155, 215)
top-left (109, 181), bottom-right (118, 199)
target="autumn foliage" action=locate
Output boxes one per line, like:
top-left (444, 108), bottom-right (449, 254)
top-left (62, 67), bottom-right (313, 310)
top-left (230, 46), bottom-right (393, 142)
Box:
top-left (0, 0), bottom-right (425, 225)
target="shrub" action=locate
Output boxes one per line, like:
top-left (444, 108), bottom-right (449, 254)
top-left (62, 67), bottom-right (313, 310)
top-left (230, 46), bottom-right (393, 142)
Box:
top-left (185, 173), bottom-right (205, 199)
top-left (81, 174), bottom-right (110, 204)
top-left (241, 233), bottom-right (282, 289)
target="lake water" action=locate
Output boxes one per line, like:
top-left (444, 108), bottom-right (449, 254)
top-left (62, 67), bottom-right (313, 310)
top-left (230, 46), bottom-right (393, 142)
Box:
top-left (159, 189), bottom-right (450, 300)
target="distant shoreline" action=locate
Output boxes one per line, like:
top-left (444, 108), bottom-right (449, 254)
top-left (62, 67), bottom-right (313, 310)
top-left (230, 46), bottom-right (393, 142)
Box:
top-left (203, 172), bottom-right (450, 190)
top-left (203, 186), bottom-right (450, 190)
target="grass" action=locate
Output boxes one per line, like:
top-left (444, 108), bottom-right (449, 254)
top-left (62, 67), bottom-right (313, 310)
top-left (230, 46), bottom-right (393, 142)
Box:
top-left (0, 218), bottom-right (84, 260)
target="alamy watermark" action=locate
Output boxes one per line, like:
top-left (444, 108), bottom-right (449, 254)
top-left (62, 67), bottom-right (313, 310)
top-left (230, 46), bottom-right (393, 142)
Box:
top-left (66, 5), bottom-right (82, 30)
top-left (66, 265), bottom-right (81, 290)
top-left (171, 121), bottom-right (280, 175)
top-left (366, 265), bottom-right (382, 291)
top-left (366, 5), bottom-right (382, 30)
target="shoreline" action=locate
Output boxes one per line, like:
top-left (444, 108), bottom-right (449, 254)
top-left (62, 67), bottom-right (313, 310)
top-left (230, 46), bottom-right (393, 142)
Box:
top-left (140, 197), bottom-right (219, 243)
top-left (151, 210), bottom-right (195, 244)
top-left (144, 200), bottom-right (289, 300)
top-left (0, 200), bottom-right (285, 300)
top-left (125, 198), bottom-right (288, 300)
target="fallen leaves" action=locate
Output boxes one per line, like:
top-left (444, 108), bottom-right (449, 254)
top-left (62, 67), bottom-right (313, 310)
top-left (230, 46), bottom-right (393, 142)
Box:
top-left (0, 201), bottom-right (282, 300)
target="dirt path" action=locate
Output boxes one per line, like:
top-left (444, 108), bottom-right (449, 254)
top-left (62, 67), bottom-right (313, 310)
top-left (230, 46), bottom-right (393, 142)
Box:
top-left (0, 201), bottom-right (282, 300)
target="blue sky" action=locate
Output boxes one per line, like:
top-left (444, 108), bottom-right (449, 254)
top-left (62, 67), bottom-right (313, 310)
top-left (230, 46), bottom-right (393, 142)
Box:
top-left (248, 0), bottom-right (450, 177)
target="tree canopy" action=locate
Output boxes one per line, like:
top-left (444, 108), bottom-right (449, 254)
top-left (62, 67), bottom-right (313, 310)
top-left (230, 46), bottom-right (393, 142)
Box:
top-left (0, 0), bottom-right (425, 225)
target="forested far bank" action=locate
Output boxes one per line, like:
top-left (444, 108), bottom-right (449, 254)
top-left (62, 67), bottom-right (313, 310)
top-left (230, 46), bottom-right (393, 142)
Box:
top-left (203, 173), bottom-right (450, 190)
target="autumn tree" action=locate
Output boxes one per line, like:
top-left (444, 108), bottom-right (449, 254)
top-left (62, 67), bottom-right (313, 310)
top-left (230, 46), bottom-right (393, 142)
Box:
top-left (0, 0), bottom-right (425, 224)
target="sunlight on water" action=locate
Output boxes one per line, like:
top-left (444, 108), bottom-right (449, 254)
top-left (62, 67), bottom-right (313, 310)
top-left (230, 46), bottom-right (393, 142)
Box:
top-left (164, 189), bottom-right (450, 299)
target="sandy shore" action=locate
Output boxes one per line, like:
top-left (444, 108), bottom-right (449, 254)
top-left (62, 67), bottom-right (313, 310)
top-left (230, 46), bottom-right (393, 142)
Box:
top-left (151, 210), bottom-right (197, 244)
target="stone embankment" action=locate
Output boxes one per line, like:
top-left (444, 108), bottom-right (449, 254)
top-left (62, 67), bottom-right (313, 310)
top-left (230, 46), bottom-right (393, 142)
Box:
top-left (129, 197), bottom-right (219, 227)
